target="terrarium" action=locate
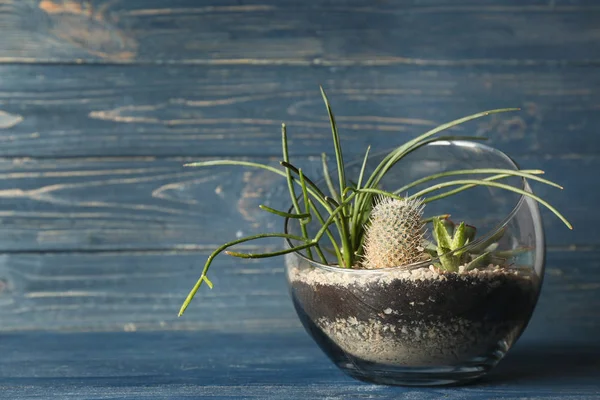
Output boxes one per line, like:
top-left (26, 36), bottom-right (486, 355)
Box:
top-left (178, 88), bottom-right (570, 386)
top-left (284, 140), bottom-right (547, 385)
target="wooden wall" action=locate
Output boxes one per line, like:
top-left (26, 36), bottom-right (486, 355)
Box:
top-left (0, 0), bottom-right (597, 335)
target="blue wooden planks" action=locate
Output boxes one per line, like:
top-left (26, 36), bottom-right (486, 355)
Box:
top-left (0, 0), bottom-right (597, 397)
top-left (0, 65), bottom-right (597, 158)
top-left (4, 0), bottom-right (600, 64)
top-left (0, 250), bottom-right (596, 334)
top-left (0, 155), bottom-right (585, 252)
top-left (0, 330), bottom-right (598, 399)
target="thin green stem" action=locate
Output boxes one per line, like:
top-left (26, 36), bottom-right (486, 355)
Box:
top-left (350, 145), bottom-right (371, 250)
top-left (319, 88), bottom-right (353, 268)
top-left (185, 159), bottom-right (324, 209)
top-left (186, 159), bottom-right (338, 261)
top-left (282, 124), bottom-right (312, 259)
top-left (353, 135), bottom-right (491, 244)
top-left (320, 86), bottom-right (346, 201)
top-left (298, 169), bottom-right (312, 225)
top-left (394, 168), bottom-right (562, 194)
top-left (186, 159), bottom-right (284, 175)
top-left (280, 161), bottom-right (328, 200)
top-left (423, 214), bottom-right (452, 223)
top-left (298, 168), bottom-right (313, 258)
top-left (325, 196), bottom-right (341, 208)
top-left (365, 113), bottom-right (511, 190)
top-left (185, 159), bottom-right (331, 215)
top-left (313, 193), bottom-right (357, 267)
top-left (313, 244), bottom-right (328, 264)
top-left (321, 153), bottom-right (340, 202)
top-left (178, 232), bottom-right (312, 316)
top-left (422, 173), bottom-right (517, 202)
top-left (354, 188), bottom-right (404, 200)
top-left (318, 88), bottom-right (355, 266)
top-left (259, 205), bottom-right (310, 219)
top-left (226, 241), bottom-right (316, 259)
top-left (409, 179), bottom-right (572, 229)
top-left (308, 199), bottom-right (342, 263)
top-left (356, 145), bottom-right (371, 192)
top-left (281, 161), bottom-right (346, 264)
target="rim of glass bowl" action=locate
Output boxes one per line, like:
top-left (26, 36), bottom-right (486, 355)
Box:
top-left (283, 140), bottom-right (534, 273)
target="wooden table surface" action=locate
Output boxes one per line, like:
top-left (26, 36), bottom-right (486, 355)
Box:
top-left (0, 1), bottom-right (599, 398)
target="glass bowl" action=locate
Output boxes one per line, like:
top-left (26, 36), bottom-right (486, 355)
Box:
top-left (284, 141), bottom-right (544, 386)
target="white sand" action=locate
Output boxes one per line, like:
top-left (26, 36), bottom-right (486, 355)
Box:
top-left (288, 260), bottom-right (532, 288)
top-left (317, 316), bottom-right (521, 366)
top-left (287, 258), bottom-right (535, 366)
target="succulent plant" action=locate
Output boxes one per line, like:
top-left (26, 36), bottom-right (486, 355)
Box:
top-left (431, 217), bottom-right (477, 272)
top-left (178, 87), bottom-right (572, 316)
top-left (362, 197), bottom-right (427, 269)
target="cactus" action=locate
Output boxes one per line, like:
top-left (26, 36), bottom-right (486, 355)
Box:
top-left (362, 197), bottom-right (427, 269)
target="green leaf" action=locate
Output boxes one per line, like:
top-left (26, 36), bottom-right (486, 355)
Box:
top-left (493, 247), bottom-right (532, 258)
top-left (423, 240), bottom-right (439, 257)
top-left (412, 178), bottom-right (573, 230)
top-left (225, 241), bottom-right (316, 259)
top-left (308, 198), bottom-right (341, 263)
top-left (201, 275), bottom-right (214, 289)
top-left (314, 193), bottom-right (357, 243)
top-left (298, 169), bottom-right (312, 225)
top-left (365, 109), bottom-right (519, 192)
top-left (178, 232), bottom-right (313, 317)
top-left (441, 218), bottom-right (455, 237)
top-left (184, 159), bottom-right (332, 213)
top-left (280, 161), bottom-right (327, 200)
top-left (438, 245), bottom-right (459, 272)
top-left (353, 187), bottom-right (403, 200)
top-left (433, 217), bottom-right (452, 249)
top-left (282, 124), bottom-right (312, 259)
top-left (321, 153), bottom-right (340, 202)
top-left (470, 226), bottom-right (506, 253)
top-left (320, 87), bottom-right (346, 199)
top-left (423, 214), bottom-right (451, 224)
top-left (395, 168), bottom-right (562, 195)
top-left (356, 145), bottom-right (371, 191)
top-left (465, 252), bottom-right (491, 271)
top-left (452, 222), bottom-right (468, 250)
top-left (259, 205), bottom-right (310, 219)
top-left (464, 224), bottom-right (477, 242)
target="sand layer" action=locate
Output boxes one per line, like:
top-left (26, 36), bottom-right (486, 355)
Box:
top-left (289, 265), bottom-right (538, 366)
top-left (315, 316), bottom-right (521, 366)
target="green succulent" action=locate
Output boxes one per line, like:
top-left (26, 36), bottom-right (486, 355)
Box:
top-left (430, 217), bottom-right (482, 272)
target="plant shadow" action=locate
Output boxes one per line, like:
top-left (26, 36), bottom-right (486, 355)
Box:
top-left (482, 342), bottom-right (600, 385)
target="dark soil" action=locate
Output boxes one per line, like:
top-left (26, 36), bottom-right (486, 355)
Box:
top-left (290, 269), bottom-right (538, 325)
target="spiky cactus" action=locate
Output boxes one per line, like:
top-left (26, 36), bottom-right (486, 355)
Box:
top-left (362, 197), bottom-right (427, 269)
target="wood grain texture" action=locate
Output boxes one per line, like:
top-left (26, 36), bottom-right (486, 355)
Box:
top-left (0, 155), bottom-right (586, 252)
top-left (0, 0), bottom-right (596, 396)
top-left (0, 64), bottom-right (598, 157)
top-left (2, 0), bottom-right (599, 65)
top-left (0, 324), bottom-right (598, 398)
top-left (0, 249), bottom-right (596, 334)
top-left (0, 250), bottom-right (298, 332)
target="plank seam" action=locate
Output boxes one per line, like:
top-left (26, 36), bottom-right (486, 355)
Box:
top-left (0, 244), bottom-right (593, 255)
top-left (0, 59), bottom-right (600, 67)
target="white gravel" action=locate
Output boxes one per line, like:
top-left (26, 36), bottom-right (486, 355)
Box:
top-left (288, 260), bottom-right (532, 288)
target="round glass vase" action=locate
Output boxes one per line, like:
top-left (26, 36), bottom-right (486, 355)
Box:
top-left (284, 141), bottom-right (544, 386)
